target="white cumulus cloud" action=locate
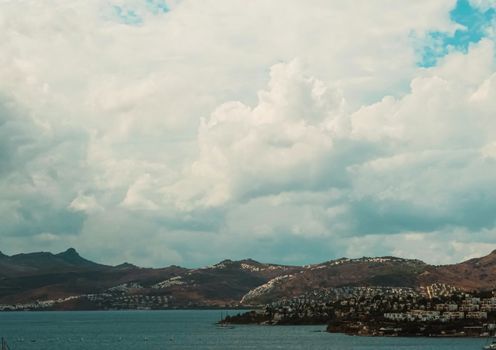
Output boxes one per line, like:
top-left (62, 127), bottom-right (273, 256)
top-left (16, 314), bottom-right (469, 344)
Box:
top-left (2, 0), bottom-right (496, 267)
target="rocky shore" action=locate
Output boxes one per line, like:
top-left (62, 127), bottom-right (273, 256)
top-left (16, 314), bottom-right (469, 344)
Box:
top-left (326, 319), bottom-right (489, 337)
top-left (221, 310), bottom-right (329, 325)
top-left (222, 311), bottom-right (492, 337)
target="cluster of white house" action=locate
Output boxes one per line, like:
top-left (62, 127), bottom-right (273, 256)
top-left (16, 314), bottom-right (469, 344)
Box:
top-left (102, 294), bottom-right (170, 309)
top-left (384, 310), bottom-right (488, 322)
top-left (384, 296), bottom-right (496, 322)
top-left (420, 283), bottom-right (460, 298)
top-left (0, 292), bottom-right (173, 311)
top-left (0, 295), bottom-right (80, 311)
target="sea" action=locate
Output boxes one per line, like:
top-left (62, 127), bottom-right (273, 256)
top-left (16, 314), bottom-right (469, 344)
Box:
top-left (0, 310), bottom-right (489, 349)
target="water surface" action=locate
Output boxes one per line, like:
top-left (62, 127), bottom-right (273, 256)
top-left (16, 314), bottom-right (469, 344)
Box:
top-left (0, 310), bottom-right (489, 349)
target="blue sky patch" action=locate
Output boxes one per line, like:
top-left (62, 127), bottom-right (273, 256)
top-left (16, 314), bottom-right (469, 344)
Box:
top-left (112, 0), bottom-right (170, 26)
top-left (113, 6), bottom-right (144, 25)
top-left (418, 0), bottom-right (496, 67)
top-left (146, 0), bottom-right (170, 14)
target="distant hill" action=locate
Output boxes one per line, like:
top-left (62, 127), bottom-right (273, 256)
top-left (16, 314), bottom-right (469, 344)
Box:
top-left (0, 249), bottom-right (185, 304)
top-left (0, 248), bottom-right (108, 278)
top-left (1, 248), bottom-right (496, 309)
top-left (240, 257), bottom-right (427, 305)
top-left (418, 249), bottom-right (496, 291)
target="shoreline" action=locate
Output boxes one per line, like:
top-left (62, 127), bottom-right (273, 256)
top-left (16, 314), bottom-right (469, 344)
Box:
top-left (220, 311), bottom-right (495, 338)
top-left (0, 307), bottom-right (257, 313)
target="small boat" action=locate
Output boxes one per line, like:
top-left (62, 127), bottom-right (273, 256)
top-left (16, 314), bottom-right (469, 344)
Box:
top-left (484, 341), bottom-right (496, 350)
top-left (1, 337), bottom-right (10, 350)
top-left (484, 324), bottom-right (496, 350)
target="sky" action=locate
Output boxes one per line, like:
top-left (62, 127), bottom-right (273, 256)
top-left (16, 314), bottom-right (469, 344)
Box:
top-left (1, 0), bottom-right (496, 268)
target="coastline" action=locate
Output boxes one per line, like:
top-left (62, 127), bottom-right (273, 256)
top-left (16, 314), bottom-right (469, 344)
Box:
top-left (221, 311), bottom-right (495, 338)
top-left (0, 306), bottom-right (257, 313)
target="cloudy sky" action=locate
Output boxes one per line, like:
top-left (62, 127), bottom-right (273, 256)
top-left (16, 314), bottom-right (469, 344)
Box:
top-left (1, 0), bottom-right (496, 267)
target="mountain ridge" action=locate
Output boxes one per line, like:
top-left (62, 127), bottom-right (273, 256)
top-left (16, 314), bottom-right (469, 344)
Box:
top-left (1, 248), bottom-right (495, 309)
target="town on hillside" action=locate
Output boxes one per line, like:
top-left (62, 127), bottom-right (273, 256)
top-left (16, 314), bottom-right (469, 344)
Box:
top-left (223, 284), bottom-right (496, 337)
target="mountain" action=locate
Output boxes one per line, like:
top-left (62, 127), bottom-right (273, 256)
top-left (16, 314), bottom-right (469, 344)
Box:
top-left (55, 248), bottom-right (105, 268)
top-left (0, 248), bottom-right (108, 278)
top-left (241, 252), bottom-right (496, 305)
top-left (239, 256), bottom-right (428, 304)
top-left (0, 249), bottom-right (185, 305)
top-left (150, 259), bottom-right (303, 306)
top-left (418, 249), bottom-right (496, 291)
top-left (1, 248), bottom-right (496, 309)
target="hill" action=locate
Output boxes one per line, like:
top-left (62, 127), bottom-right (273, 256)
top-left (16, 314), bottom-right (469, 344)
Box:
top-left (418, 249), bottom-right (496, 291)
top-left (1, 248), bottom-right (496, 310)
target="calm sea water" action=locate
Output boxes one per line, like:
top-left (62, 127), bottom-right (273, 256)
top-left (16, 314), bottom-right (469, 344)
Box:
top-left (0, 310), bottom-right (489, 350)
